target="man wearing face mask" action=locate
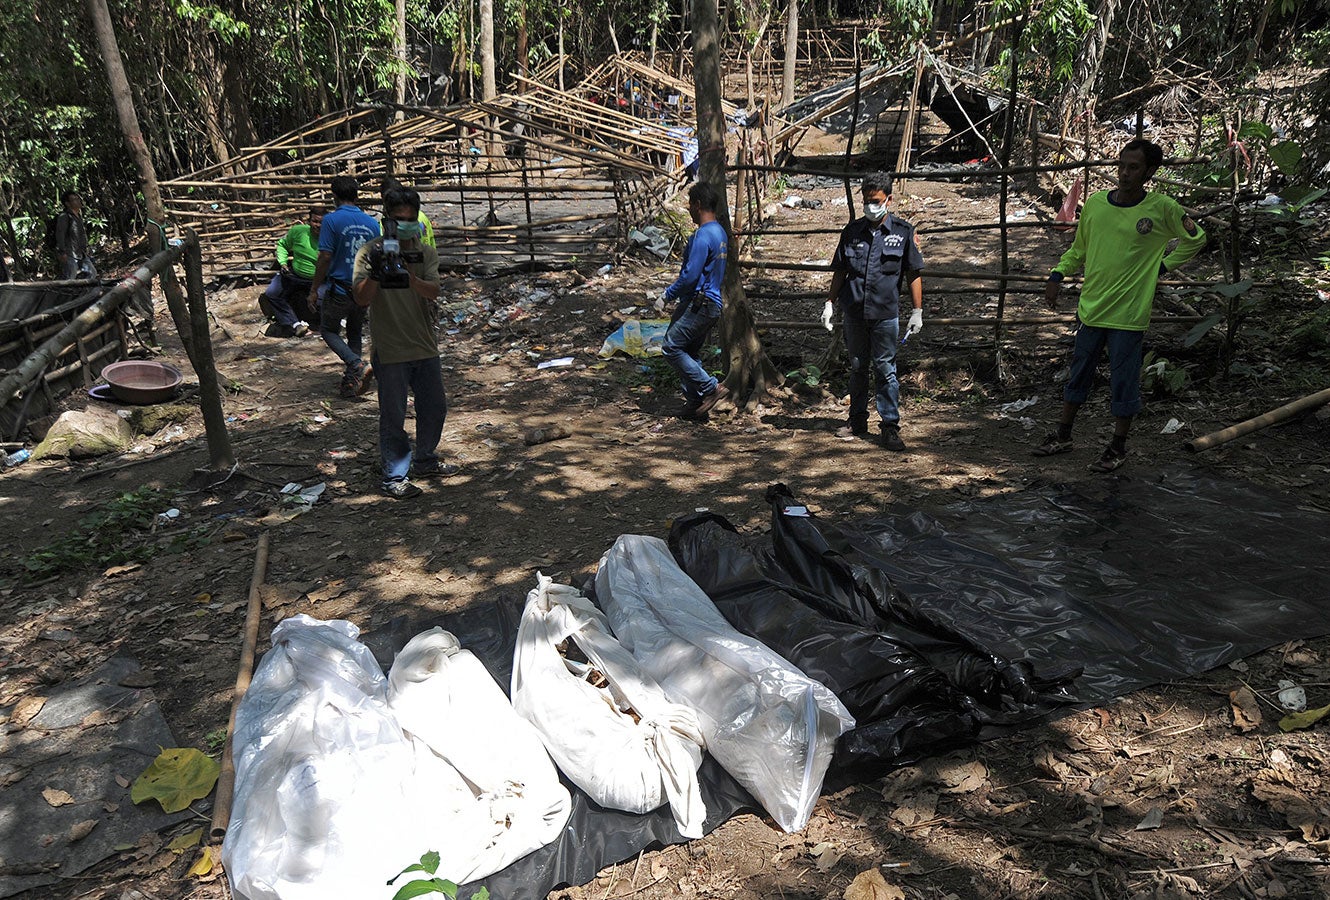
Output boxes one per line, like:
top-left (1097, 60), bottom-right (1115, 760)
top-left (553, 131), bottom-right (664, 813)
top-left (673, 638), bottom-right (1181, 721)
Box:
top-left (823, 174), bottom-right (925, 451)
top-left (352, 185), bottom-right (452, 500)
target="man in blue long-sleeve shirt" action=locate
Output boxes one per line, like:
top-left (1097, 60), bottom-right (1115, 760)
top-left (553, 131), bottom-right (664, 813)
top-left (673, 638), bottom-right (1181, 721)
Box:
top-left (662, 182), bottom-right (729, 418)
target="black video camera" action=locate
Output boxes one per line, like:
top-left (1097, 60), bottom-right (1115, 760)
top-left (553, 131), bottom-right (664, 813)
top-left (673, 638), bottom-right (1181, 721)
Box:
top-left (375, 219), bottom-right (411, 289)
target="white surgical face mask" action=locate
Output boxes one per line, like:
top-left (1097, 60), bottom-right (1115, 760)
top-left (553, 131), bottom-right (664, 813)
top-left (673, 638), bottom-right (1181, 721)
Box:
top-left (864, 202), bottom-right (888, 222)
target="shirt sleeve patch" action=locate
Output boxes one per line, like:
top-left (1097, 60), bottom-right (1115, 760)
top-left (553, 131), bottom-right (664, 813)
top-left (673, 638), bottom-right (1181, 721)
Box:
top-left (1182, 216), bottom-right (1198, 237)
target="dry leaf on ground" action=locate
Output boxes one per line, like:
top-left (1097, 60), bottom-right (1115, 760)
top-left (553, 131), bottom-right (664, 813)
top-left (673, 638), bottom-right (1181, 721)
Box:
top-left (809, 841), bottom-right (844, 872)
top-left (844, 867), bottom-right (905, 900)
top-left (1230, 686), bottom-right (1262, 732)
top-left (43, 787), bottom-right (75, 807)
top-left (69, 819), bottom-right (98, 841)
top-left (10, 695), bottom-right (47, 728)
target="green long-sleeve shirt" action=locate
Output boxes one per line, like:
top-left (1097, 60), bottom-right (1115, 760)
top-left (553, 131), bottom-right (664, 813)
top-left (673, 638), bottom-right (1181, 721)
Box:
top-left (1053, 190), bottom-right (1206, 331)
top-left (276, 224), bottom-right (320, 279)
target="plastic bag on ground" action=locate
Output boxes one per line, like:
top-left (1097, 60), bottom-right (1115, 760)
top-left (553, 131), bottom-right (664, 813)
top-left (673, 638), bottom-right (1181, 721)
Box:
top-left (594, 535), bottom-right (854, 833)
top-left (512, 574), bottom-right (707, 837)
top-left (387, 627), bottom-right (572, 883)
top-left (222, 615), bottom-right (428, 900)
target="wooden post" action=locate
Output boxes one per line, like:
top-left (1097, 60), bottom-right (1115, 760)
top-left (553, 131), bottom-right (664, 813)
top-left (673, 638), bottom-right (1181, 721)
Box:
top-left (843, 42), bottom-right (861, 220)
top-left (994, 15), bottom-right (1025, 378)
top-left (521, 151), bottom-right (536, 268)
top-left (182, 233), bottom-right (235, 470)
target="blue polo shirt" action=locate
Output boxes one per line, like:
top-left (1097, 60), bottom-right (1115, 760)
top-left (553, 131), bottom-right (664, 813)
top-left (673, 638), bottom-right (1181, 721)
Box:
top-left (831, 214), bottom-right (924, 321)
top-left (318, 204), bottom-right (379, 291)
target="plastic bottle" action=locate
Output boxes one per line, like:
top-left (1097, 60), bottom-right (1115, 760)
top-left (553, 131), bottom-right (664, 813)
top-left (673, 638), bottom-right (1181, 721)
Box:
top-left (2, 449), bottom-right (31, 468)
top-left (596, 263), bottom-right (614, 277)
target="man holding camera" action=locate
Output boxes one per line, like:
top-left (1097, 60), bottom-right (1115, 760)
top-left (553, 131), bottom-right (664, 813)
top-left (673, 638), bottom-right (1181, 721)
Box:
top-left (352, 185), bottom-right (450, 500)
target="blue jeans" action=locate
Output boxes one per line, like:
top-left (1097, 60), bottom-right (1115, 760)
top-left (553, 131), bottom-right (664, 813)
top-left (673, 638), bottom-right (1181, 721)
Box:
top-left (320, 288), bottom-right (365, 371)
top-left (374, 354), bottom-right (448, 486)
top-left (662, 298), bottom-right (719, 402)
top-left (262, 272), bottom-right (318, 327)
top-left (1064, 324), bottom-right (1144, 418)
top-left (842, 313), bottom-right (900, 426)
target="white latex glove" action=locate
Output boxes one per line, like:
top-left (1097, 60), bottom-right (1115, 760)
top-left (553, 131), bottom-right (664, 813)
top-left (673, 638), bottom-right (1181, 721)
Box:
top-left (905, 307), bottom-right (924, 337)
top-left (820, 300), bottom-right (835, 332)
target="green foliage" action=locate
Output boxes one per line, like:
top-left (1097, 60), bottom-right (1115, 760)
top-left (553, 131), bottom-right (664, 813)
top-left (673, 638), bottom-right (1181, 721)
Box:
top-left (989, 0), bottom-right (1093, 93)
top-left (13, 488), bottom-right (208, 582)
top-left (785, 364), bottom-right (822, 387)
top-left (1140, 351), bottom-right (1188, 396)
top-left (1284, 307), bottom-right (1330, 362)
top-left (862, 0), bottom-right (933, 56)
top-left (387, 851), bottom-right (491, 900)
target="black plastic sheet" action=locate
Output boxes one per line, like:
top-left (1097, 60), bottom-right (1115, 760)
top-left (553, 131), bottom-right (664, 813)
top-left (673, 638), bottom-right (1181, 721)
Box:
top-left (378, 469), bottom-right (1330, 900)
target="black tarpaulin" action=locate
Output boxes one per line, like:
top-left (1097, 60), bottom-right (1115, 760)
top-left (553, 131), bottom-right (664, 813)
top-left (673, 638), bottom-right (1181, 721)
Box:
top-left (393, 469), bottom-right (1330, 900)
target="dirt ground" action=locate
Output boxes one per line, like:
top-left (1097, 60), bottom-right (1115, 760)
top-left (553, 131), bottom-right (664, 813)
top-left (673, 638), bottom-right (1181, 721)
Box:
top-left (2, 174), bottom-right (1330, 900)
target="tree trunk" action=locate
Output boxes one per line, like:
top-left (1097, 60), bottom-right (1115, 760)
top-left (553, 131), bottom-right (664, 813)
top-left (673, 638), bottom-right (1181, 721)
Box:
top-left (183, 235), bottom-right (234, 470)
top-left (517, 0), bottom-right (529, 78)
top-left (394, 0), bottom-right (408, 118)
top-left (480, 0), bottom-right (497, 100)
top-left (86, 0), bottom-right (196, 367)
top-left (693, 0), bottom-right (780, 409)
top-left (1060, 0), bottom-right (1119, 129)
top-left (781, 0), bottom-right (798, 108)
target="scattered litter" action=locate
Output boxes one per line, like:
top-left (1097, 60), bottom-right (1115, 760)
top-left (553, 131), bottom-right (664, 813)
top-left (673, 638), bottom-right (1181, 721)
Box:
top-left (599, 319), bottom-right (671, 358)
top-left (537, 357), bottom-right (575, 370)
top-left (2, 448), bottom-right (31, 468)
top-left (155, 508), bottom-right (181, 526)
top-left (279, 482), bottom-right (326, 509)
top-left (312, 415), bottom-right (332, 425)
top-left (1258, 194), bottom-right (1283, 207)
top-left (1161, 418), bottom-right (1184, 434)
top-left (1135, 806), bottom-right (1165, 830)
top-left (596, 264), bottom-right (614, 277)
top-left (1277, 680), bottom-right (1307, 712)
top-left (627, 226), bottom-right (672, 259)
top-left (782, 194), bottom-right (802, 207)
top-left (618, 306), bottom-right (638, 315)
top-left (524, 425), bottom-right (571, 446)
top-left (999, 397), bottom-right (1038, 415)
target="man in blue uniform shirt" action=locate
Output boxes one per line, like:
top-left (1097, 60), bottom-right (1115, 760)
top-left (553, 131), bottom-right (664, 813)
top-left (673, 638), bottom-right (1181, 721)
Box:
top-left (824, 174), bottom-right (925, 451)
top-left (309, 176), bottom-right (380, 397)
top-left (662, 182), bottom-right (729, 418)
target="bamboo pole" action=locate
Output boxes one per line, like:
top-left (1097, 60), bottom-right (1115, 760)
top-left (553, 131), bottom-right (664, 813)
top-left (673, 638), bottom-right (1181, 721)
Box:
top-left (756, 313), bottom-right (1205, 330)
top-left (210, 531), bottom-right (271, 843)
top-left (1185, 388), bottom-right (1330, 452)
top-left (842, 42), bottom-right (861, 219)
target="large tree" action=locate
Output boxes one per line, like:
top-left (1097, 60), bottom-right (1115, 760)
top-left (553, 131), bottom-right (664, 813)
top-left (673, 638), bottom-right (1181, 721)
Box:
top-left (693, 0), bottom-right (781, 409)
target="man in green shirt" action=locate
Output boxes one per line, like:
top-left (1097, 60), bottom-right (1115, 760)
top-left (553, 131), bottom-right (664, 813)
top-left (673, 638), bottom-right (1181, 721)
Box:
top-left (1035, 139), bottom-right (1207, 471)
top-left (352, 185), bottom-right (452, 500)
top-left (258, 206), bottom-right (325, 337)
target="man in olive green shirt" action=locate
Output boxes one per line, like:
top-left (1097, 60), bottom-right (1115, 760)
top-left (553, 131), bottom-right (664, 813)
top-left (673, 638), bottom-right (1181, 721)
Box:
top-left (259, 206), bottom-right (324, 337)
top-left (352, 186), bottom-right (451, 500)
top-left (1036, 139), bottom-right (1206, 472)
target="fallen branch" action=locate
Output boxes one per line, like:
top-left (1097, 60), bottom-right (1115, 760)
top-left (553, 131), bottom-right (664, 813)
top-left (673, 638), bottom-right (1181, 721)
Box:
top-left (210, 531), bottom-right (270, 842)
top-left (1186, 387), bottom-right (1330, 452)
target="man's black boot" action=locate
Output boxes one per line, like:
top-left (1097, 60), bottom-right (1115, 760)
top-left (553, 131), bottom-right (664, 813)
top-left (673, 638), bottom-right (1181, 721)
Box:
top-left (880, 423), bottom-right (906, 451)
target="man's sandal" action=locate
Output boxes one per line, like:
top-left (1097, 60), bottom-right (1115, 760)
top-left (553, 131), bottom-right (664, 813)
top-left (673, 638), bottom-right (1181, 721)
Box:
top-left (1031, 432), bottom-right (1074, 457)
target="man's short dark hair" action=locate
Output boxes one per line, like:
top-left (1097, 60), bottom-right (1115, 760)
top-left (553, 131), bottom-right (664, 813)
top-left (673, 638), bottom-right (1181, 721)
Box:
top-left (379, 177), bottom-right (404, 197)
top-left (308, 205), bottom-right (327, 218)
top-left (1122, 138), bottom-right (1164, 170)
top-left (861, 173), bottom-right (893, 197)
top-left (61, 190), bottom-right (80, 205)
top-left (330, 176), bottom-right (359, 203)
top-left (383, 186), bottom-right (421, 218)
top-left (688, 181), bottom-right (721, 213)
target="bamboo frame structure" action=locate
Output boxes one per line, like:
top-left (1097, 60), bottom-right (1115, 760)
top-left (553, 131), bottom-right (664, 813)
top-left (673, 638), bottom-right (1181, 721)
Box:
top-left (161, 53), bottom-right (795, 279)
